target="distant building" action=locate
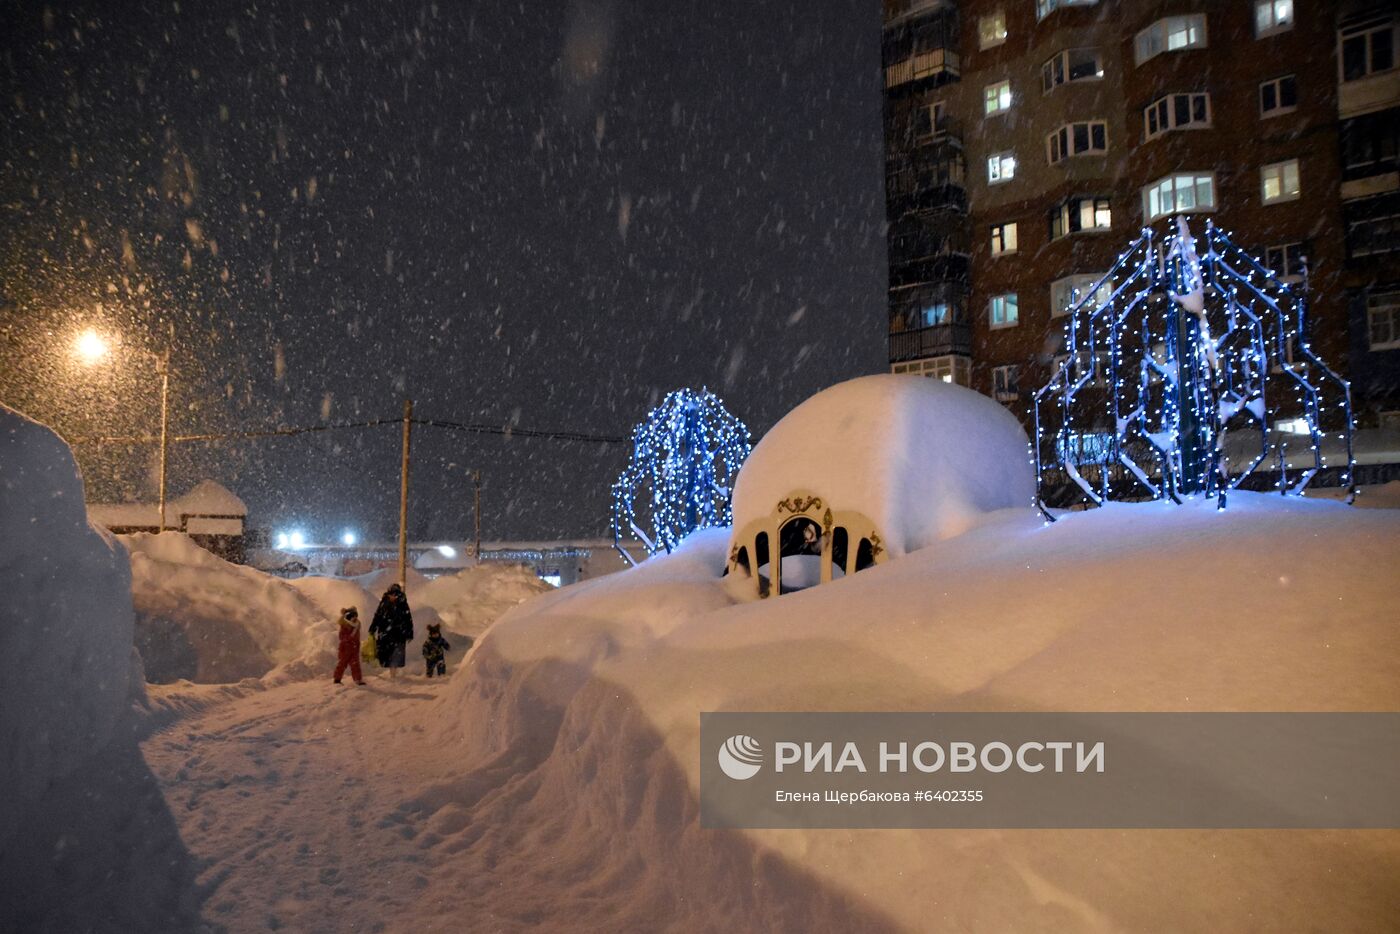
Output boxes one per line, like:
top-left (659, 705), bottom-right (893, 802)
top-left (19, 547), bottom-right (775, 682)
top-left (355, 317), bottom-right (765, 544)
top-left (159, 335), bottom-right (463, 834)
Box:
top-left (249, 539), bottom-right (650, 587)
top-left (880, 0), bottom-right (1400, 424)
top-left (88, 480), bottom-right (248, 563)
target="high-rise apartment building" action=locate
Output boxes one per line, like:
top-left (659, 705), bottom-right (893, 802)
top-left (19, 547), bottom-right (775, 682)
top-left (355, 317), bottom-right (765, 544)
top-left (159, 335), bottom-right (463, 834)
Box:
top-left (881, 0), bottom-right (1400, 424)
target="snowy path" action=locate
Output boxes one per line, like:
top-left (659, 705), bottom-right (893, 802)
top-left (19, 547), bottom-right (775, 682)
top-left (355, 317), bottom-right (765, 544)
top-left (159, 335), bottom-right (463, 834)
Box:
top-left (140, 662), bottom-right (896, 934)
top-left (144, 674), bottom-right (464, 933)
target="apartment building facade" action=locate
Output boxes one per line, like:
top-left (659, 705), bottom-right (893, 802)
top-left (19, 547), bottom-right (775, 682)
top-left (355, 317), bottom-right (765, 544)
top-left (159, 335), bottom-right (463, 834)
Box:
top-left (881, 0), bottom-right (1400, 424)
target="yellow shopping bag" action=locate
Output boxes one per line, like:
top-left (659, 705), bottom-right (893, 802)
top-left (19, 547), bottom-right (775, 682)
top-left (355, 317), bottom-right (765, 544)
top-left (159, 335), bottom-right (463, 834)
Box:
top-left (361, 632), bottom-right (377, 663)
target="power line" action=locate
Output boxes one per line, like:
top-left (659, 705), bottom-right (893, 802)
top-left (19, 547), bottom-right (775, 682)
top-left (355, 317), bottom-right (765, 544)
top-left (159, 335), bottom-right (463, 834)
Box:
top-left (68, 418), bottom-right (398, 446)
top-left (68, 416), bottom-right (628, 447)
top-left (413, 418), bottom-right (625, 444)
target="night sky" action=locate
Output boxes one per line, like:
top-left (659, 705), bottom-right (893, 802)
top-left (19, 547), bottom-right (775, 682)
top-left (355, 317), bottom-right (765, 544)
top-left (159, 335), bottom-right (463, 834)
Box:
top-left (0, 0), bottom-right (887, 542)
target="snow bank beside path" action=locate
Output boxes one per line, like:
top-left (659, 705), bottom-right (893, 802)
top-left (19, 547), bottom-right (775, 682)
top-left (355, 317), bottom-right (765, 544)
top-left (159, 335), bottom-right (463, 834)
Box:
top-left (415, 562), bottom-right (553, 637)
top-left (0, 405), bottom-right (137, 830)
top-left (0, 405), bottom-right (200, 932)
top-left (125, 531), bottom-right (328, 682)
top-left (424, 494), bottom-right (1400, 931)
top-left (126, 535), bottom-right (548, 686)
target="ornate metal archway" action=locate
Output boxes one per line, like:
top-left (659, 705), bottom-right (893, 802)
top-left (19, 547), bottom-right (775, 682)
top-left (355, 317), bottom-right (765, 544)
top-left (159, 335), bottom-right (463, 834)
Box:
top-left (1032, 218), bottom-right (1354, 519)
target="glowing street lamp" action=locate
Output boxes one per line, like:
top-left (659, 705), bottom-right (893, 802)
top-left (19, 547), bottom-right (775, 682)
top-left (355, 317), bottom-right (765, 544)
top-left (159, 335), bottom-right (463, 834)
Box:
top-left (73, 328), bottom-right (174, 533)
top-left (73, 328), bottom-right (111, 364)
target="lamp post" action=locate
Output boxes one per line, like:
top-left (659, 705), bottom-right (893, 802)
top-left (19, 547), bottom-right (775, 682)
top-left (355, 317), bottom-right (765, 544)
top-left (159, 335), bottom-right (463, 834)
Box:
top-left (73, 328), bottom-right (174, 533)
top-left (156, 350), bottom-right (171, 532)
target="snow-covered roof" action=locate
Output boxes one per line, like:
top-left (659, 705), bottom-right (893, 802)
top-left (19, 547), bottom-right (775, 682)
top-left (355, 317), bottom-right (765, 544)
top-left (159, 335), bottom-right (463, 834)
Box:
top-left (729, 375), bottom-right (1034, 559)
top-left (172, 480), bottom-right (246, 516)
top-left (88, 479), bottom-right (246, 531)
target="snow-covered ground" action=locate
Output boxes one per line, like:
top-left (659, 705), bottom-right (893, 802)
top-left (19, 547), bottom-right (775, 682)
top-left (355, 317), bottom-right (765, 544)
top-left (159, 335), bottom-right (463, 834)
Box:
top-left (124, 530), bottom-right (550, 684)
top-left (123, 492), bottom-right (1400, 933)
top-left (6, 393), bottom-right (1400, 932)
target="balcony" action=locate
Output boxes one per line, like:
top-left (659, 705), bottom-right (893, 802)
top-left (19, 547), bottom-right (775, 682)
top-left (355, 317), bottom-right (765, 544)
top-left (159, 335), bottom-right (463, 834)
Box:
top-left (889, 252), bottom-right (969, 289)
top-left (911, 115), bottom-right (963, 151)
top-left (882, 3), bottom-right (959, 94)
top-left (885, 150), bottom-right (967, 215)
top-left (888, 322), bottom-right (972, 362)
top-left (884, 48), bottom-right (961, 90)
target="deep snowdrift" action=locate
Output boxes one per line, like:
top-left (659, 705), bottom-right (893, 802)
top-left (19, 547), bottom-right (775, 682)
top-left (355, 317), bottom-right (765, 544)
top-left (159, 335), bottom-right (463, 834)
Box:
top-left (730, 375), bottom-right (1035, 557)
top-left (126, 531), bottom-right (330, 682)
top-left (0, 405), bottom-right (201, 932)
top-left (0, 405), bottom-right (138, 826)
top-left (125, 531), bottom-right (551, 684)
top-left (415, 562), bottom-right (555, 637)
top-left (424, 494), bottom-right (1400, 931)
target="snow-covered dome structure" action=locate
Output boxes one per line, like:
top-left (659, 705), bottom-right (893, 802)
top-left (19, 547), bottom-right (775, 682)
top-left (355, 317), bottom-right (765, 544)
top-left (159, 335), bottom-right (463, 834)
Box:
top-left (726, 375), bottom-right (1033, 595)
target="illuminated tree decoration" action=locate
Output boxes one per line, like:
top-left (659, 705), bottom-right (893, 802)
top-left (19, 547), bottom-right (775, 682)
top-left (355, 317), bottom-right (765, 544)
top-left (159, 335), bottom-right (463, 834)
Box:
top-left (1032, 216), bottom-right (1355, 519)
top-left (611, 388), bottom-right (751, 564)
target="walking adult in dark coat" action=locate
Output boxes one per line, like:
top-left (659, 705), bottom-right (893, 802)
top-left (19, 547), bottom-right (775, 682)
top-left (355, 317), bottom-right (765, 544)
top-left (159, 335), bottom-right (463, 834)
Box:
top-left (369, 582), bottom-right (414, 679)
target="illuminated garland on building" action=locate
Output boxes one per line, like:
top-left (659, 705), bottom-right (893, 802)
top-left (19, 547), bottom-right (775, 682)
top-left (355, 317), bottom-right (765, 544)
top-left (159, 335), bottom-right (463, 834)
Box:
top-left (1031, 216), bottom-right (1355, 519)
top-left (611, 388), bottom-right (751, 564)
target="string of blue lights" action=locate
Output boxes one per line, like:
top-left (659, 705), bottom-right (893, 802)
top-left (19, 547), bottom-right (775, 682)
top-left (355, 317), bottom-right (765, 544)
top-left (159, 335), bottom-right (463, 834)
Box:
top-left (1032, 216), bottom-right (1355, 519)
top-left (611, 388), bottom-right (751, 565)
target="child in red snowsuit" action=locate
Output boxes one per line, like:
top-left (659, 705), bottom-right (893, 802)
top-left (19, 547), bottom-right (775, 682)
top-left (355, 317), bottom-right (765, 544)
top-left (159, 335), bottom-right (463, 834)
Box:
top-left (333, 607), bottom-right (366, 685)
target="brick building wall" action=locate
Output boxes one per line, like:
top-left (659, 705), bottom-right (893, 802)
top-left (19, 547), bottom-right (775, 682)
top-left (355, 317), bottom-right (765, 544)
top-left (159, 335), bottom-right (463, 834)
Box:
top-left (881, 0), bottom-right (1400, 424)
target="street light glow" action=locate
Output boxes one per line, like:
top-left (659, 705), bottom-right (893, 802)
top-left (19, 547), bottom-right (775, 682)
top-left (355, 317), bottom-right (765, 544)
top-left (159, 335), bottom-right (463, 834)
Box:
top-left (341, 531), bottom-right (357, 546)
top-left (74, 328), bottom-right (111, 364)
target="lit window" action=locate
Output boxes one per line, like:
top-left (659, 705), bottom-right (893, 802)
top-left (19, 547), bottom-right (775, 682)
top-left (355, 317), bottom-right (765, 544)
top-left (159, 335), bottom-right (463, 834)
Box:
top-left (989, 293), bottom-right (1019, 328)
top-left (1051, 274), bottom-right (1112, 317)
top-left (991, 222), bottom-right (1019, 255)
top-left (1056, 428), bottom-right (1115, 464)
top-left (1049, 197), bottom-right (1112, 240)
top-left (1037, 0), bottom-right (1098, 22)
top-left (1142, 173), bottom-right (1216, 221)
top-left (1047, 122), bottom-right (1107, 163)
top-left (988, 151), bottom-right (1016, 183)
top-left (921, 303), bottom-right (951, 327)
top-left (1259, 75), bottom-right (1298, 117)
top-left (1041, 48), bottom-right (1104, 92)
top-left (907, 355), bottom-right (971, 385)
top-left (1264, 242), bottom-right (1308, 280)
top-left (1136, 15), bottom-right (1208, 65)
top-left (1261, 159), bottom-right (1301, 204)
top-left (1143, 93), bottom-right (1211, 140)
top-left (984, 80), bottom-right (1012, 115)
top-left (992, 365), bottom-right (1020, 401)
top-left (1340, 15), bottom-right (1395, 82)
top-left (1256, 0), bottom-right (1294, 38)
top-left (1368, 291), bottom-right (1400, 350)
top-left (979, 12), bottom-right (1007, 50)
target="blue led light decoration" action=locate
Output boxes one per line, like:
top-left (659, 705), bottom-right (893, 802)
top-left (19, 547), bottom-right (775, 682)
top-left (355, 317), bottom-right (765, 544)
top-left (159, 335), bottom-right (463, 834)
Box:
top-left (1032, 217), bottom-right (1355, 519)
top-left (611, 388), bottom-right (751, 564)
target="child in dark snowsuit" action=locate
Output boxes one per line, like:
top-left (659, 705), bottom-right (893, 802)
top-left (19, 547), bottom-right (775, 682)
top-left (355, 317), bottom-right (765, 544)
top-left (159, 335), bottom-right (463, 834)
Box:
top-left (421, 623), bottom-right (451, 678)
top-left (333, 607), bottom-right (366, 685)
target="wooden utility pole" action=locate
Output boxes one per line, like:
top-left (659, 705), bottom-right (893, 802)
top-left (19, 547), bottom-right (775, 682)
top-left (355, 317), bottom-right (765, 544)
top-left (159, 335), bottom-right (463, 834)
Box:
top-left (398, 398), bottom-right (413, 587)
top-left (472, 469), bottom-right (482, 561)
top-left (157, 361), bottom-right (170, 532)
